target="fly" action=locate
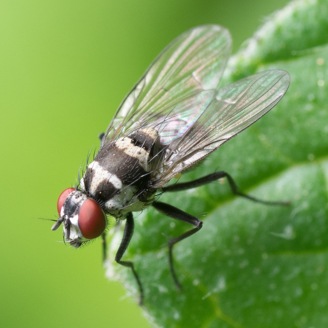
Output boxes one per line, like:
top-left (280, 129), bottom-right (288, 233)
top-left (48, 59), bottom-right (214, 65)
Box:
top-left (52, 25), bottom-right (290, 304)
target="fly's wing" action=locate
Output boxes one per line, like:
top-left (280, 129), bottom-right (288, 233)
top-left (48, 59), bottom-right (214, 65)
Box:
top-left (103, 25), bottom-right (231, 143)
top-left (153, 70), bottom-right (290, 186)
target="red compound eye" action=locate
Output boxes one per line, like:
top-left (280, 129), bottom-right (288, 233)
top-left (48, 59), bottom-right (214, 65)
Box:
top-left (57, 188), bottom-right (75, 215)
top-left (78, 199), bottom-right (106, 239)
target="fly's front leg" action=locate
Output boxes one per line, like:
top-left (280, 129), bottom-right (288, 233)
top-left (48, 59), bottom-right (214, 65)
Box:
top-left (152, 201), bottom-right (202, 290)
top-left (163, 171), bottom-right (289, 206)
top-left (99, 132), bottom-right (105, 145)
top-left (115, 212), bottom-right (144, 305)
top-left (101, 232), bottom-right (107, 262)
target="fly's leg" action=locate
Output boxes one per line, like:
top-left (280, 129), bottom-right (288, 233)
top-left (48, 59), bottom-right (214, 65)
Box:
top-left (101, 232), bottom-right (107, 262)
top-left (99, 132), bottom-right (105, 144)
top-left (115, 212), bottom-right (144, 305)
top-left (163, 171), bottom-right (289, 206)
top-left (155, 171), bottom-right (288, 289)
top-left (152, 201), bottom-right (202, 289)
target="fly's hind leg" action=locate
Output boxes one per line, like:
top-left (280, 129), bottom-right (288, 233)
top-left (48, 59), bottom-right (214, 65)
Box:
top-left (155, 171), bottom-right (288, 289)
top-left (162, 171), bottom-right (289, 206)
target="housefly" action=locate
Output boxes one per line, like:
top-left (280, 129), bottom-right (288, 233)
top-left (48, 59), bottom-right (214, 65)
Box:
top-left (52, 25), bottom-right (290, 304)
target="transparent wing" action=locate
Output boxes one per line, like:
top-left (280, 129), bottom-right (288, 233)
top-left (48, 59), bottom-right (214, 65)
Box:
top-left (104, 25), bottom-right (231, 142)
top-left (154, 70), bottom-right (290, 186)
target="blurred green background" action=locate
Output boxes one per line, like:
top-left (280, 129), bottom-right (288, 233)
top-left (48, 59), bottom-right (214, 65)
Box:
top-left (0, 0), bottom-right (289, 327)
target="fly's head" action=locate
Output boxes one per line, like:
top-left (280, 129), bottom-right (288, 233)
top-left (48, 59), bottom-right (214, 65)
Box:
top-left (52, 188), bottom-right (107, 247)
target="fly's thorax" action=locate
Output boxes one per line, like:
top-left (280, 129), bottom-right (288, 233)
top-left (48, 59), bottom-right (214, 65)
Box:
top-left (81, 128), bottom-right (162, 216)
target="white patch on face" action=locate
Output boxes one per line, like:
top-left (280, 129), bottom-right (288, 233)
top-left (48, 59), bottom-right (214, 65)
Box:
top-left (65, 213), bottom-right (83, 240)
top-left (61, 190), bottom-right (89, 242)
top-left (87, 161), bottom-right (123, 195)
top-left (115, 137), bottom-right (149, 171)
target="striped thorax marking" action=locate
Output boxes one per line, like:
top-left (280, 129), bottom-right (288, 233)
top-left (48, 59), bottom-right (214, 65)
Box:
top-left (86, 161), bottom-right (122, 195)
top-left (115, 128), bottom-right (159, 172)
top-left (115, 137), bottom-right (150, 172)
top-left (80, 128), bottom-right (160, 215)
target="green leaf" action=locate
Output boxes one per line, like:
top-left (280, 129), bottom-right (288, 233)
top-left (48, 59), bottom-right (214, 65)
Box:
top-left (106, 1), bottom-right (328, 327)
